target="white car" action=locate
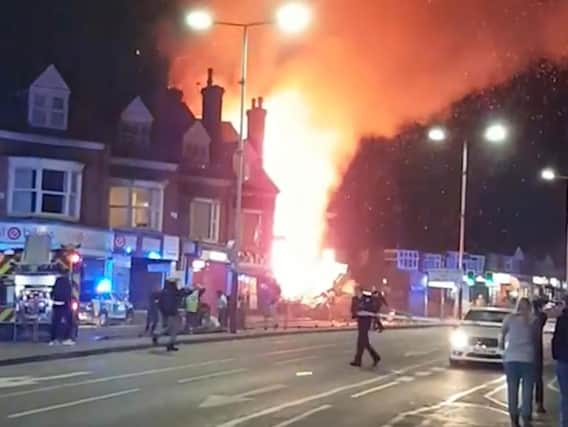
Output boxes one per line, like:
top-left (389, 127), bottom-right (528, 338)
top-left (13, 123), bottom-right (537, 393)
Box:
top-left (449, 306), bottom-right (512, 366)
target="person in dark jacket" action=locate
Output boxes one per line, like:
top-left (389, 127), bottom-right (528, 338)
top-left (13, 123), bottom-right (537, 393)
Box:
top-left (552, 297), bottom-right (568, 427)
top-left (533, 299), bottom-right (548, 414)
top-left (145, 285), bottom-right (161, 340)
top-left (50, 274), bottom-right (74, 345)
top-left (350, 287), bottom-right (381, 367)
top-left (157, 278), bottom-right (181, 351)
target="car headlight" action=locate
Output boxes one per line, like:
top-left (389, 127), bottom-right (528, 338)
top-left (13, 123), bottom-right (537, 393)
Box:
top-left (450, 329), bottom-right (469, 349)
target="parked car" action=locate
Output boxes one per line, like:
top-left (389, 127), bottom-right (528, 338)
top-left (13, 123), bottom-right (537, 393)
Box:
top-left (449, 306), bottom-right (512, 366)
top-left (79, 293), bottom-right (134, 326)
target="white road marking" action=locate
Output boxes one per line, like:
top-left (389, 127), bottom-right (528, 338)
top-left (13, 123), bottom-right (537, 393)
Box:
top-left (7, 388), bottom-right (139, 419)
top-left (274, 356), bottom-right (319, 366)
top-left (0, 371), bottom-right (91, 389)
top-left (263, 344), bottom-right (336, 356)
top-left (351, 381), bottom-right (400, 398)
top-left (178, 368), bottom-right (248, 384)
top-left (381, 376), bottom-right (506, 427)
top-left (483, 383), bottom-right (508, 409)
top-left (404, 348), bottom-right (440, 357)
top-left (271, 404), bottom-right (332, 427)
top-left (216, 359), bottom-right (441, 427)
top-left (295, 371), bottom-right (313, 377)
top-left (430, 367), bottom-right (447, 372)
top-left (548, 378), bottom-right (560, 393)
top-left (200, 384), bottom-right (287, 408)
top-left (415, 371), bottom-right (433, 377)
top-left (397, 376), bottom-right (415, 383)
top-left (0, 358), bottom-right (234, 399)
top-left (36, 372), bottom-right (91, 381)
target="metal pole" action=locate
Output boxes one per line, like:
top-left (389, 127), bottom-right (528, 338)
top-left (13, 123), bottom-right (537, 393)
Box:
top-left (229, 25), bottom-right (249, 333)
top-left (565, 181), bottom-right (568, 290)
top-left (457, 138), bottom-right (468, 319)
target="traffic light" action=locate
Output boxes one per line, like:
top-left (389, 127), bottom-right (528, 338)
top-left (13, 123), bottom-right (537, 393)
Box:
top-left (465, 271), bottom-right (475, 286)
top-left (484, 272), bottom-right (493, 285)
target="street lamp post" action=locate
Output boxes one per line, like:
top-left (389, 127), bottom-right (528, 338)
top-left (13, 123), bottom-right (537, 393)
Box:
top-left (428, 123), bottom-right (508, 319)
top-left (540, 167), bottom-right (568, 287)
top-left (185, 3), bottom-right (311, 333)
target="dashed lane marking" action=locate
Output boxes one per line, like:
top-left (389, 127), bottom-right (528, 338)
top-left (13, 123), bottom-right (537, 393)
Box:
top-left (270, 404), bottom-right (332, 427)
top-left (7, 388), bottom-right (139, 419)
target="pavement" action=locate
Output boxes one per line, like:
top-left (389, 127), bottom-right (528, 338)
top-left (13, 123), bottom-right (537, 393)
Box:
top-left (0, 327), bottom-right (561, 427)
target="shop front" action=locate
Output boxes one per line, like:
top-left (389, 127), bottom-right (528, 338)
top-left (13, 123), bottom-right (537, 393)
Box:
top-left (112, 231), bottom-right (180, 309)
top-left (0, 220), bottom-right (113, 297)
top-left (182, 241), bottom-right (274, 318)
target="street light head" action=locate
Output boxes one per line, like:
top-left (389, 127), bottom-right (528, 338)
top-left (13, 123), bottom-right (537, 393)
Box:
top-left (541, 168), bottom-right (556, 181)
top-left (484, 123), bottom-right (508, 143)
top-left (427, 126), bottom-right (447, 142)
top-left (185, 9), bottom-right (214, 31)
top-left (276, 2), bottom-right (312, 34)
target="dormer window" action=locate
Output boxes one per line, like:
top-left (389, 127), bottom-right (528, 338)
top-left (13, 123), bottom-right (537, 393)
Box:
top-left (119, 96), bottom-right (153, 146)
top-left (28, 65), bottom-right (70, 131)
top-left (31, 92), bottom-right (67, 129)
top-left (119, 121), bottom-right (151, 146)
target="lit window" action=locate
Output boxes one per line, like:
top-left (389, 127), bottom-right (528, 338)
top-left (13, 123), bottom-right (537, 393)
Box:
top-left (190, 198), bottom-right (220, 242)
top-left (8, 157), bottom-right (82, 219)
top-left (242, 210), bottom-right (262, 248)
top-left (29, 92), bottom-right (68, 130)
top-left (109, 182), bottom-right (163, 230)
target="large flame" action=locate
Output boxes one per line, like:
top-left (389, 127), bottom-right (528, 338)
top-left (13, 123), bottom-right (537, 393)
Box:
top-left (262, 90), bottom-right (347, 299)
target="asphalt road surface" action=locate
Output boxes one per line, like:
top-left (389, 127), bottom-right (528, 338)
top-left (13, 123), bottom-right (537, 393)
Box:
top-left (0, 328), bottom-right (560, 427)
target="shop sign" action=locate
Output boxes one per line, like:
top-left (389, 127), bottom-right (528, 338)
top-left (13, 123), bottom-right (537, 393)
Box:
top-left (147, 263), bottom-right (172, 273)
top-left (113, 233), bottom-right (137, 252)
top-left (142, 237), bottom-right (161, 253)
top-left (162, 235), bottom-right (180, 261)
top-left (0, 222), bottom-right (112, 254)
top-left (427, 268), bottom-right (461, 283)
top-left (532, 276), bottom-right (549, 285)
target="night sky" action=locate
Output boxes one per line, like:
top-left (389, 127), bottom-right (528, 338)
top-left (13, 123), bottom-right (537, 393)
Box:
top-left (330, 59), bottom-right (568, 270)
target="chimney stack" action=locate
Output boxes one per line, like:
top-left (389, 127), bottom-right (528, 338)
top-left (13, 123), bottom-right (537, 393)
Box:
top-left (247, 96), bottom-right (267, 164)
top-left (201, 68), bottom-right (225, 153)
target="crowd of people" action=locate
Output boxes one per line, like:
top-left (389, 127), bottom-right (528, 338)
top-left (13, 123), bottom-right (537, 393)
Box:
top-left (501, 296), bottom-right (568, 427)
top-left (144, 279), bottom-right (243, 351)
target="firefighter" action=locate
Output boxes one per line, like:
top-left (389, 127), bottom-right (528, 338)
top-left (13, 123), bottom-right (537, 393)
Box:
top-left (49, 268), bottom-right (74, 345)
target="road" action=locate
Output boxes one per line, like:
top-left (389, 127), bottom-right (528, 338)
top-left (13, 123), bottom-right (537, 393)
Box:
top-left (0, 328), bottom-right (560, 427)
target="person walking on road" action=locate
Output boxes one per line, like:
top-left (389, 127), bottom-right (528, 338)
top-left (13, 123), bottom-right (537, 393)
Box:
top-left (217, 290), bottom-right (228, 329)
top-left (552, 297), bottom-right (568, 427)
top-left (157, 278), bottom-right (181, 351)
top-left (144, 285), bottom-right (161, 338)
top-left (501, 297), bottom-right (535, 427)
top-left (49, 273), bottom-right (75, 346)
top-left (350, 287), bottom-right (381, 368)
top-left (532, 299), bottom-right (548, 414)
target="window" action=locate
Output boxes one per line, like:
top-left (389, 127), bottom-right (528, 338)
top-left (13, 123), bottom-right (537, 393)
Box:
top-left (109, 182), bottom-right (163, 230)
top-left (242, 210), bottom-right (262, 248)
top-left (8, 157), bottom-right (82, 219)
top-left (190, 199), bottom-right (220, 242)
top-left (119, 121), bottom-right (151, 145)
top-left (29, 92), bottom-right (68, 130)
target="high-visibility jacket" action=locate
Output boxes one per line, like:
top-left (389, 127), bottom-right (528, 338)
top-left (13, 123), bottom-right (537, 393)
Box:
top-left (185, 291), bottom-right (199, 313)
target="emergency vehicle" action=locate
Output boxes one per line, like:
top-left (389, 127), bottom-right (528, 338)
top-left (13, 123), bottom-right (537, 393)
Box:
top-left (0, 232), bottom-right (81, 340)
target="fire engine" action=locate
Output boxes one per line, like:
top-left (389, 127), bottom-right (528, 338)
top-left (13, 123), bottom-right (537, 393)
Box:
top-left (0, 232), bottom-right (81, 340)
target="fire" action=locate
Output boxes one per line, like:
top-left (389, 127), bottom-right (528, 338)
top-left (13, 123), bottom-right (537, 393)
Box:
top-left (262, 90), bottom-right (347, 299)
